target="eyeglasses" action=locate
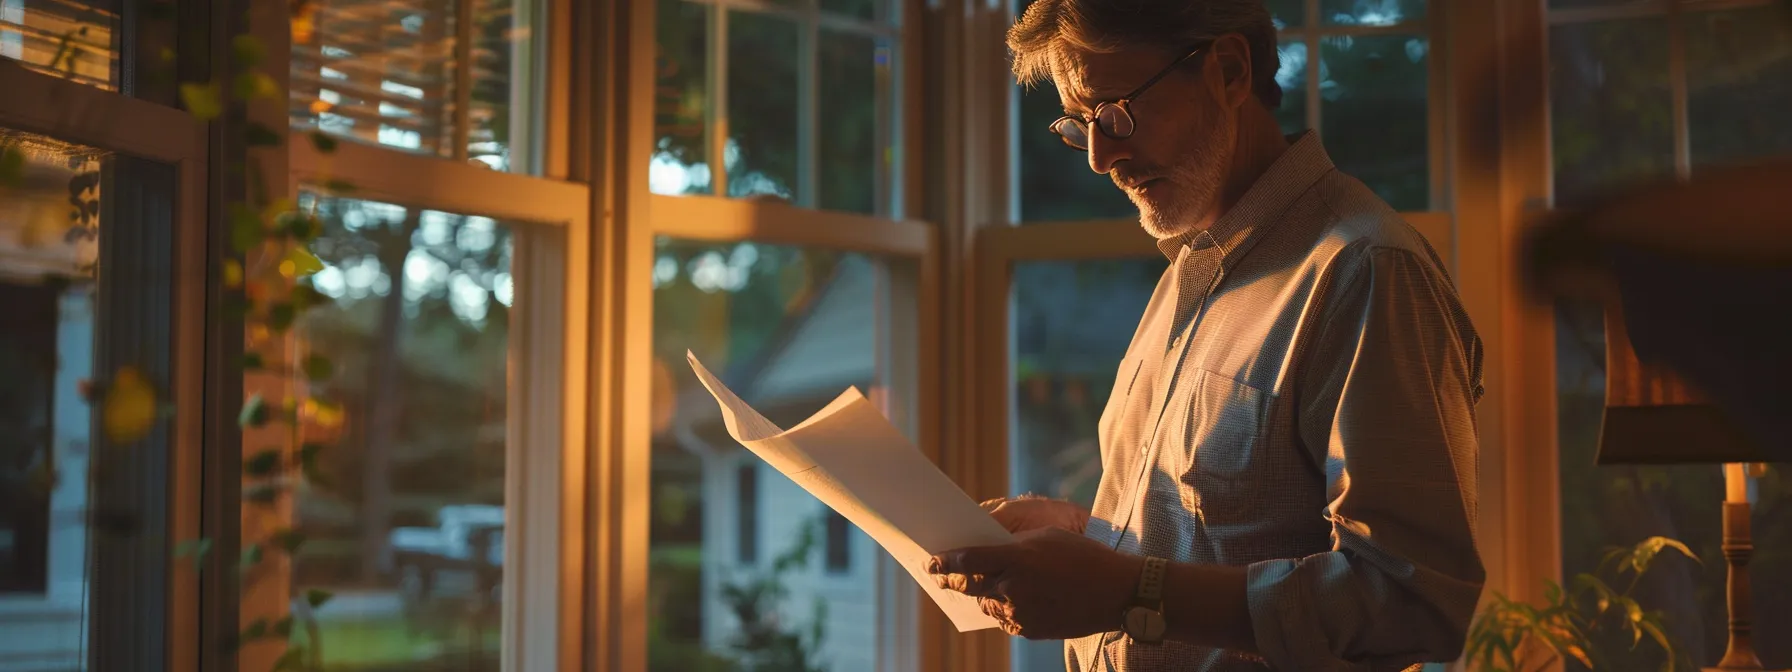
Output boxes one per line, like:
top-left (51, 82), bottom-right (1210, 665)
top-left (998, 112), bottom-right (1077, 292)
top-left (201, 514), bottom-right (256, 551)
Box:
top-left (1049, 45), bottom-right (1210, 151)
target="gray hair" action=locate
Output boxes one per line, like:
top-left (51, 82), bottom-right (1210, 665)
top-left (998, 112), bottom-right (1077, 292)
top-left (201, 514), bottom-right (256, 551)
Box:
top-left (1007, 0), bottom-right (1284, 109)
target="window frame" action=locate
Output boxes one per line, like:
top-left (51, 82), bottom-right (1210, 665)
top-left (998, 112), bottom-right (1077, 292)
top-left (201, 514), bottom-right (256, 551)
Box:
top-left (0, 58), bottom-right (209, 672)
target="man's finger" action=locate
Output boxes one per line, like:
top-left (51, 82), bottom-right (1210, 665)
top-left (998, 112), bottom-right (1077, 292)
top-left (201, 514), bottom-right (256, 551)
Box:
top-left (978, 497), bottom-right (1006, 512)
top-left (928, 544), bottom-right (1017, 578)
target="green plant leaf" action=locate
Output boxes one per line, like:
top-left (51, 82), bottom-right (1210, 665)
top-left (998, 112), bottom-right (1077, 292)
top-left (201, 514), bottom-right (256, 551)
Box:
top-left (175, 538), bottom-right (213, 574)
top-left (302, 354), bottom-right (333, 381)
top-left (283, 246), bottom-right (324, 279)
top-left (180, 82), bottom-right (224, 120)
top-left (270, 528), bottom-right (306, 554)
top-left (271, 646), bottom-right (306, 671)
top-left (244, 120), bottom-right (282, 147)
top-left (244, 448), bottom-right (283, 477)
top-left (309, 131), bottom-right (338, 153)
top-left (239, 394), bottom-right (271, 428)
top-left (272, 616), bottom-right (293, 637)
top-left (231, 34), bottom-right (265, 67)
top-left (230, 204), bottom-right (265, 253)
top-left (240, 543), bottom-right (264, 571)
top-left (268, 301), bottom-right (297, 331)
top-left (240, 352), bottom-right (265, 371)
top-left (305, 588), bottom-right (333, 609)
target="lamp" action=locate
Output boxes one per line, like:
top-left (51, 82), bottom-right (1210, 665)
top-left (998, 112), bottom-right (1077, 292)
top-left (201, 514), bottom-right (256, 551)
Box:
top-left (1597, 303), bottom-right (1779, 672)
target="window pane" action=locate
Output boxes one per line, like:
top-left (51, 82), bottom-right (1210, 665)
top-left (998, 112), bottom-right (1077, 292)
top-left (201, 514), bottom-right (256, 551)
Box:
top-left (726, 11), bottom-right (799, 201)
top-left (1014, 75), bottom-right (1136, 222)
top-left (1550, 0), bottom-right (1651, 9)
top-left (817, 30), bottom-right (891, 215)
top-left (651, 240), bottom-right (898, 672)
top-left (652, 0), bottom-right (712, 196)
top-left (1549, 18), bottom-right (1672, 208)
top-left (1008, 257), bottom-right (1167, 672)
top-left (1686, 7), bottom-right (1792, 170)
top-left (1319, 34), bottom-right (1429, 210)
top-left (1321, 0), bottom-right (1425, 26)
top-left (1267, 0), bottom-right (1303, 28)
top-left (0, 130), bottom-right (109, 668)
top-left (1275, 40), bottom-right (1309, 135)
top-left (291, 195), bottom-right (516, 671)
top-left (0, 0), bottom-right (118, 89)
top-left (821, 0), bottom-right (890, 25)
top-left (292, 0), bottom-right (538, 169)
top-left (1554, 302), bottom-right (1792, 669)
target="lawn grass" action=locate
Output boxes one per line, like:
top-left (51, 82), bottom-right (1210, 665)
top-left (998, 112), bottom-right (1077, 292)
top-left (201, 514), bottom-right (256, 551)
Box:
top-left (313, 617), bottom-right (502, 670)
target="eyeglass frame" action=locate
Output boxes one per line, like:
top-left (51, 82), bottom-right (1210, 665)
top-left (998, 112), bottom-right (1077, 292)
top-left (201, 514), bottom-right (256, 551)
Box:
top-left (1048, 43), bottom-right (1213, 151)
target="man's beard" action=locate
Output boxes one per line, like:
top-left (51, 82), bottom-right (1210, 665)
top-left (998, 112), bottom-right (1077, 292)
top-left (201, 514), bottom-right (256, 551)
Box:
top-left (1120, 119), bottom-right (1234, 240)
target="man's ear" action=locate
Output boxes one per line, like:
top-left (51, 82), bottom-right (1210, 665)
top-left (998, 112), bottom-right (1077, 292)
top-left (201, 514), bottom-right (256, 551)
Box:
top-left (1209, 33), bottom-right (1254, 108)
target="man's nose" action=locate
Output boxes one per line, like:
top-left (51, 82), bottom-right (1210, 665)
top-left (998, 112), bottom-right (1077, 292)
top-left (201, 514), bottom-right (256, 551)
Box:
top-left (1087, 130), bottom-right (1131, 175)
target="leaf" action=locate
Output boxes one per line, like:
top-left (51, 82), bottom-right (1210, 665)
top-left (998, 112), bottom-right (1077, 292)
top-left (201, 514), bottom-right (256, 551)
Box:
top-left (305, 588), bottom-right (333, 609)
top-left (239, 543), bottom-right (264, 571)
top-left (175, 538), bottom-right (213, 574)
top-left (272, 616), bottom-right (293, 637)
top-left (268, 301), bottom-right (297, 332)
top-left (231, 35), bottom-right (265, 67)
top-left (223, 259), bottom-right (244, 288)
top-left (180, 82), bottom-right (224, 120)
top-left (298, 441), bottom-right (330, 486)
top-left (244, 449), bottom-right (283, 476)
top-left (281, 246), bottom-right (324, 279)
top-left (243, 119), bottom-right (282, 146)
top-left (1625, 536), bottom-right (1699, 576)
top-left (239, 394), bottom-right (271, 428)
top-left (241, 352), bottom-right (265, 371)
top-left (230, 204), bottom-right (264, 253)
top-left (290, 284), bottom-right (326, 310)
top-left (270, 528), bottom-right (306, 554)
top-left (1544, 581), bottom-right (1562, 607)
top-left (102, 366), bottom-right (159, 444)
top-left (241, 618), bottom-right (270, 640)
top-left (309, 131), bottom-right (337, 153)
top-left (302, 354), bottom-right (333, 381)
top-left (271, 646), bottom-right (306, 672)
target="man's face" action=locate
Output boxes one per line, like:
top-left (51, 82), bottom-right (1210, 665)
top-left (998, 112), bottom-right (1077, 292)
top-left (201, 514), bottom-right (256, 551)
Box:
top-left (1053, 47), bottom-right (1237, 239)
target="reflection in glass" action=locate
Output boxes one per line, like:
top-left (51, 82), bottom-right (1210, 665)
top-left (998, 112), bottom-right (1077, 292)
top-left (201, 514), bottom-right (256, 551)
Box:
top-left (1320, 0), bottom-right (1424, 26)
top-left (1014, 76), bottom-right (1136, 222)
top-left (1319, 34), bottom-right (1429, 211)
top-left (1274, 40), bottom-right (1308, 135)
top-left (1549, 18), bottom-right (1672, 208)
top-left (817, 30), bottom-right (889, 215)
top-left (0, 130), bottom-right (105, 668)
top-left (649, 239), bottom-right (888, 672)
top-left (726, 12), bottom-right (800, 201)
top-left (1686, 7), bottom-right (1792, 170)
top-left (291, 195), bottom-right (515, 671)
top-left (652, 0), bottom-right (712, 196)
top-left (291, 0), bottom-right (533, 169)
top-left (821, 0), bottom-right (888, 24)
top-left (0, 0), bottom-right (118, 88)
top-left (1553, 302), bottom-right (1792, 669)
top-left (1008, 258), bottom-right (1166, 672)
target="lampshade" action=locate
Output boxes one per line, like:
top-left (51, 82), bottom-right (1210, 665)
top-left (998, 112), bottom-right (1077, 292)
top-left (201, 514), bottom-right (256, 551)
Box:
top-left (1597, 303), bottom-right (1766, 465)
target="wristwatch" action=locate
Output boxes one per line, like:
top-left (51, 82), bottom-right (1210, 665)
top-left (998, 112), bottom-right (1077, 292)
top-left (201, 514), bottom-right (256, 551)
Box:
top-left (1121, 556), bottom-right (1168, 644)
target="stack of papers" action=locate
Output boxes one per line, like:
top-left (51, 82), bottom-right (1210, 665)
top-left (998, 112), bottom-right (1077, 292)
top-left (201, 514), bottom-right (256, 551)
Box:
top-left (687, 351), bottom-right (1014, 632)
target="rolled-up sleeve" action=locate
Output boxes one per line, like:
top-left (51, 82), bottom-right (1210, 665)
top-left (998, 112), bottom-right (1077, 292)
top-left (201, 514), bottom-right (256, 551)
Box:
top-left (1245, 245), bottom-right (1487, 670)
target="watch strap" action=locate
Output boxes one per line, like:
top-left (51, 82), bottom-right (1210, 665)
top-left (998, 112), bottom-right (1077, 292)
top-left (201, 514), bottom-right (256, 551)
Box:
top-left (1135, 556), bottom-right (1167, 608)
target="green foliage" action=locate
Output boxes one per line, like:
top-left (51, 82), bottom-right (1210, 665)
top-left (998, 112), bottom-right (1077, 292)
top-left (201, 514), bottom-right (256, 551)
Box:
top-left (1466, 536), bottom-right (1698, 672)
top-left (716, 517), bottom-right (832, 672)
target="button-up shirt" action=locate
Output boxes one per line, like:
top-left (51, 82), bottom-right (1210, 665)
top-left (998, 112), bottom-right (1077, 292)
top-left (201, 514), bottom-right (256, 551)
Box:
top-left (1067, 131), bottom-right (1486, 671)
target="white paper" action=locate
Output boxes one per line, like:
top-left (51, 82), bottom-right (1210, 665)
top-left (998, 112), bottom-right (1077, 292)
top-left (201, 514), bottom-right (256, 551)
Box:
top-left (687, 351), bottom-right (1014, 632)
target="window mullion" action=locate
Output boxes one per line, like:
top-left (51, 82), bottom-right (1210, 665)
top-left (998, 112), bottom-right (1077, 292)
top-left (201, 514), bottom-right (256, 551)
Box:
top-left (799, 8), bottom-right (820, 207)
top-left (1304, 0), bottom-right (1321, 136)
top-left (1668, 0), bottom-right (1691, 178)
top-left (455, 0), bottom-right (476, 161)
top-left (710, 4), bottom-right (730, 196)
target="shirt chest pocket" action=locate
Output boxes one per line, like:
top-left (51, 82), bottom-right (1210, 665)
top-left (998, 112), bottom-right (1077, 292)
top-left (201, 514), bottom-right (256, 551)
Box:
top-left (1174, 369), bottom-right (1271, 519)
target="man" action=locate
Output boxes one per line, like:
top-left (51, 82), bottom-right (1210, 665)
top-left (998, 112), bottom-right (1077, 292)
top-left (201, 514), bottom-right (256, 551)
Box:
top-left (926, 1), bottom-right (1487, 670)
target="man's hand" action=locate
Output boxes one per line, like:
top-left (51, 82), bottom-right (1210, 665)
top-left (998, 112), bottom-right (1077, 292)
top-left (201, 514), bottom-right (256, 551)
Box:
top-left (979, 496), bottom-right (1091, 534)
top-left (927, 527), bottom-right (1140, 640)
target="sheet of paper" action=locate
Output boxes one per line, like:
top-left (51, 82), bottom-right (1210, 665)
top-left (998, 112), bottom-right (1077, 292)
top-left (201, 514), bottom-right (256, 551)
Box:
top-left (687, 351), bottom-right (1014, 632)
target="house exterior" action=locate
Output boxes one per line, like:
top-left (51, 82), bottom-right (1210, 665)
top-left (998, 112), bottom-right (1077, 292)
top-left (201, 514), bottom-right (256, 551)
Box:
top-left (667, 254), bottom-right (883, 671)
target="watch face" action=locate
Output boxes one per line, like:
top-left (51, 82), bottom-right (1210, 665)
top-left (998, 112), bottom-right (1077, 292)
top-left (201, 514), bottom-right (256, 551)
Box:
top-left (1124, 607), bottom-right (1167, 642)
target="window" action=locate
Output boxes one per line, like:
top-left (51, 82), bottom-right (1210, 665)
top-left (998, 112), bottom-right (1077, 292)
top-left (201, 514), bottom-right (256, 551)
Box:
top-left (1549, 1), bottom-right (1792, 668)
top-left (650, 0), bottom-right (899, 211)
top-left (737, 462), bottom-right (759, 564)
top-left (649, 242), bottom-right (911, 672)
top-left (0, 0), bottom-right (118, 89)
top-left (292, 0), bottom-right (539, 170)
top-left (823, 509), bottom-right (849, 573)
top-left (1012, 0), bottom-right (1438, 221)
top-left (285, 194), bottom-right (528, 671)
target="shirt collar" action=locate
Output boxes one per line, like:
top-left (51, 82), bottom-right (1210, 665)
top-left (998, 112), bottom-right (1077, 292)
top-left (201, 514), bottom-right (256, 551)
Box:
top-left (1155, 130), bottom-right (1335, 262)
